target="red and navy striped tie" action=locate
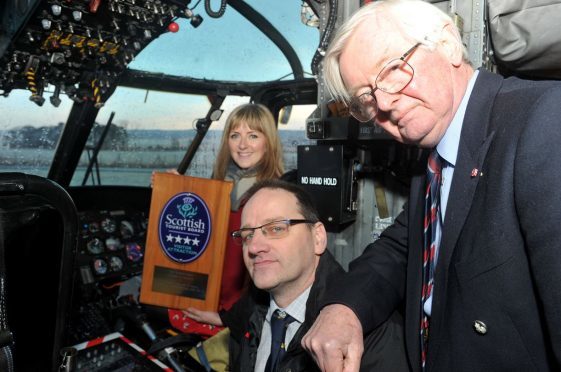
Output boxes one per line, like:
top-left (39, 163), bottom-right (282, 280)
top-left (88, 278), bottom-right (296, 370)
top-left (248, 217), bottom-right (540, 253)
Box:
top-left (420, 150), bottom-right (442, 369)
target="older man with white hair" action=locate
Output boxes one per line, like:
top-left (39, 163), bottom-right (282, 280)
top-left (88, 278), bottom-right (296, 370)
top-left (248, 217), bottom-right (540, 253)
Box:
top-left (302, 0), bottom-right (561, 371)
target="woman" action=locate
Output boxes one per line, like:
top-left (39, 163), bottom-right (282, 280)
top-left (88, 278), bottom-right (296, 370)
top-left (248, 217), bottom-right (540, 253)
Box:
top-left (168, 103), bottom-right (284, 335)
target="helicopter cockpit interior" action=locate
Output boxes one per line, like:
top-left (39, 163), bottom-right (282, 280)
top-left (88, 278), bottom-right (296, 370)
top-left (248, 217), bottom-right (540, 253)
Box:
top-left (0, 1), bottom-right (322, 370)
top-left (1, 0), bottom-right (560, 370)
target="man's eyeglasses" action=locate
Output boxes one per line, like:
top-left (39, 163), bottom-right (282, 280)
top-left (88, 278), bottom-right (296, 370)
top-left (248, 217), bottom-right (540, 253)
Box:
top-left (349, 42), bottom-right (421, 123)
top-left (231, 219), bottom-right (316, 246)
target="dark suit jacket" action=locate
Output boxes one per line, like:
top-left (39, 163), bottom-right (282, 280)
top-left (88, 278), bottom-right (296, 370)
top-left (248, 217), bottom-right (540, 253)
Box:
top-left (324, 69), bottom-right (561, 371)
top-left (225, 251), bottom-right (408, 372)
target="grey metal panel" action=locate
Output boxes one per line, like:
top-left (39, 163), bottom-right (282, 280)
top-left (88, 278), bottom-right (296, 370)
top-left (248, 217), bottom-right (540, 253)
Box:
top-left (316, 0), bottom-right (361, 116)
top-left (430, 0), bottom-right (491, 69)
top-left (451, 0), bottom-right (488, 69)
top-left (327, 176), bottom-right (408, 270)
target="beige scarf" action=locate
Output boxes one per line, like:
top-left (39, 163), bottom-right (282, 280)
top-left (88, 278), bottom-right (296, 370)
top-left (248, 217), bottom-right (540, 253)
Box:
top-left (224, 161), bottom-right (258, 211)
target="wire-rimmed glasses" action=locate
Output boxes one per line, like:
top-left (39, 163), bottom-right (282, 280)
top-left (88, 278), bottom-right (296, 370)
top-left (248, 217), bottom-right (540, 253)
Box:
top-left (348, 42), bottom-right (421, 123)
top-left (231, 219), bottom-right (316, 246)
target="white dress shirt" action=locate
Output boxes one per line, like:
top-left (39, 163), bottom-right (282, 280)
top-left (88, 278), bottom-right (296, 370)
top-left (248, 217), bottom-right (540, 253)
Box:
top-left (254, 286), bottom-right (311, 372)
top-left (424, 70), bottom-right (480, 316)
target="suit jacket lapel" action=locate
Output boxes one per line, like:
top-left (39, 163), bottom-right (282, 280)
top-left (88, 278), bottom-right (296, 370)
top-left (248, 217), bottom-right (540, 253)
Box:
top-left (405, 171), bottom-right (427, 369)
top-left (427, 70), bottom-right (503, 365)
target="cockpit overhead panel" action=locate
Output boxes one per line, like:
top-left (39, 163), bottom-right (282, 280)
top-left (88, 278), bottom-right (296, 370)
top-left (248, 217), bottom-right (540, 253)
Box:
top-left (0, 0), bottom-right (190, 106)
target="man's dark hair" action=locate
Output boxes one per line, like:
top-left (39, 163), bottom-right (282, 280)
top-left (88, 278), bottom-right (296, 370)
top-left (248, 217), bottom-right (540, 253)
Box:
top-left (243, 179), bottom-right (320, 223)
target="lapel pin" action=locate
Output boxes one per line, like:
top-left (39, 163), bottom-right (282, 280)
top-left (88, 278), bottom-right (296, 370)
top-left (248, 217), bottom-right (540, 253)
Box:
top-left (471, 168), bottom-right (479, 178)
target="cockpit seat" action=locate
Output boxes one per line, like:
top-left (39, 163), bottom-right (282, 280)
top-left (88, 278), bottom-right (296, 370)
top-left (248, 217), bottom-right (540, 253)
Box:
top-left (0, 173), bottom-right (77, 372)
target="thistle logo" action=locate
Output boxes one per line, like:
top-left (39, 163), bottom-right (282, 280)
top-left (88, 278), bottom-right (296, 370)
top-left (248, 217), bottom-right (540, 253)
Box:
top-left (158, 192), bottom-right (212, 263)
top-left (177, 197), bottom-right (198, 219)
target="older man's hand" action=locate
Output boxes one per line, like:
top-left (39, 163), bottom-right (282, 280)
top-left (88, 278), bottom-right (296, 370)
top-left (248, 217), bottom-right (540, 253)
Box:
top-left (301, 304), bottom-right (364, 372)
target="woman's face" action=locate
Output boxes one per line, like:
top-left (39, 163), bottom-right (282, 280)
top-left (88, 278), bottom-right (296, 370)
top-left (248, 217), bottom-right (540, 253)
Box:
top-left (228, 122), bottom-right (267, 169)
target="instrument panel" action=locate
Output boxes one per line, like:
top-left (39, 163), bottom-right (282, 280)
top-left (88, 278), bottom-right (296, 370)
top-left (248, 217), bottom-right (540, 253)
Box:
top-left (77, 209), bottom-right (148, 283)
top-left (0, 0), bottom-right (188, 105)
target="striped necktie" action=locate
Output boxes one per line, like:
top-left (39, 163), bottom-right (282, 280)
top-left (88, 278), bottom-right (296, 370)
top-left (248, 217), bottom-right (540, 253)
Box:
top-left (420, 150), bottom-right (442, 369)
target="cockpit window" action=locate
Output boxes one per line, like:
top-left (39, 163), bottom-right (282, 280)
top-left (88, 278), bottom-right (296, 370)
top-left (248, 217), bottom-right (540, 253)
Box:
top-left (129, 1), bottom-right (318, 81)
top-left (68, 89), bottom-right (315, 187)
top-left (72, 89), bottom-right (249, 186)
top-left (0, 90), bottom-right (73, 178)
top-left (0, 1), bottom-right (318, 186)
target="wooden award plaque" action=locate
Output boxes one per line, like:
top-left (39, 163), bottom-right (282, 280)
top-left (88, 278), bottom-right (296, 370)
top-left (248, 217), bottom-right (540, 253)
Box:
top-left (140, 172), bottom-right (233, 311)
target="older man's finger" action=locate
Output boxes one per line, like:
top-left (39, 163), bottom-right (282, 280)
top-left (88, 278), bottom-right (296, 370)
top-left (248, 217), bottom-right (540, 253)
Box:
top-left (342, 340), bottom-right (363, 372)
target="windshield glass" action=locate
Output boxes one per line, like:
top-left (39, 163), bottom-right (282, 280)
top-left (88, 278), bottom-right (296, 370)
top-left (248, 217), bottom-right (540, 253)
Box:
top-left (0, 90), bottom-right (73, 177)
top-left (73, 88), bottom-right (315, 186)
top-left (0, 88), bottom-right (316, 187)
top-left (130, 0), bottom-right (318, 81)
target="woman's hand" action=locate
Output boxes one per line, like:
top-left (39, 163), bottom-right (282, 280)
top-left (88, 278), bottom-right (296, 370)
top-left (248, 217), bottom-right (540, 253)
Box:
top-left (185, 307), bottom-right (224, 326)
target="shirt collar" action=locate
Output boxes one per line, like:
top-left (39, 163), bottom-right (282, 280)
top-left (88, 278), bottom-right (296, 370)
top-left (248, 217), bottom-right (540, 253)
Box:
top-left (266, 286), bottom-right (312, 324)
top-left (436, 70), bottom-right (479, 166)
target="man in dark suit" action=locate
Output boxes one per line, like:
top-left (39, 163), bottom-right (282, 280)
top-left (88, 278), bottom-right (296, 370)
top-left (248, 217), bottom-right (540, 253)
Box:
top-left (186, 179), bottom-right (408, 371)
top-left (301, 0), bottom-right (561, 371)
